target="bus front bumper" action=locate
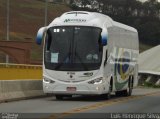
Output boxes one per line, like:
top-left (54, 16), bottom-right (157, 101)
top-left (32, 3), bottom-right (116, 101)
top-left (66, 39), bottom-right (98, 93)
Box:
top-left (43, 81), bottom-right (109, 95)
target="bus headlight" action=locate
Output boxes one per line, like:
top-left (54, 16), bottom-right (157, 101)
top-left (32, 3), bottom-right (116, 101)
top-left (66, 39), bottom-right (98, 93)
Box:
top-left (88, 77), bottom-right (103, 84)
top-left (43, 77), bottom-right (55, 83)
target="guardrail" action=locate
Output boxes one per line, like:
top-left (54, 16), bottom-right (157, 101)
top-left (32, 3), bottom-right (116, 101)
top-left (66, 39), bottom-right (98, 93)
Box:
top-left (138, 72), bottom-right (160, 86)
top-left (0, 63), bottom-right (42, 80)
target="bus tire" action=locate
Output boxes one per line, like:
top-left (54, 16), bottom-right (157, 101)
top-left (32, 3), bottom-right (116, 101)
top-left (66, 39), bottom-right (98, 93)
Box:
top-left (100, 81), bottom-right (112, 99)
top-left (115, 91), bottom-right (122, 97)
top-left (55, 95), bottom-right (63, 100)
top-left (115, 77), bottom-right (133, 97)
top-left (100, 88), bottom-right (111, 100)
top-left (106, 79), bottom-right (113, 99)
top-left (107, 84), bottom-right (112, 99)
top-left (123, 77), bottom-right (132, 96)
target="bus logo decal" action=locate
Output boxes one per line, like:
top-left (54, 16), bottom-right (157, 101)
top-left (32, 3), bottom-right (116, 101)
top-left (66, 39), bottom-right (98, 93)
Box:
top-left (64, 19), bottom-right (86, 23)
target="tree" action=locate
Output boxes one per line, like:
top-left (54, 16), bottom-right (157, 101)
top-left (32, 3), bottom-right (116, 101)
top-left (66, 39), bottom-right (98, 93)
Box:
top-left (69, 0), bottom-right (160, 46)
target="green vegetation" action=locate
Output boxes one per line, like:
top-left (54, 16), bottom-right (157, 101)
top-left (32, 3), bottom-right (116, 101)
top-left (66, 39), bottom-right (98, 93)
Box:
top-left (0, 0), bottom-right (71, 62)
top-left (70, 0), bottom-right (160, 47)
top-left (143, 82), bottom-right (160, 88)
top-left (139, 42), bottom-right (152, 53)
top-left (20, 14), bottom-right (43, 20)
top-left (10, 32), bottom-right (33, 41)
top-left (0, 0), bottom-right (159, 63)
top-left (17, 2), bottom-right (46, 9)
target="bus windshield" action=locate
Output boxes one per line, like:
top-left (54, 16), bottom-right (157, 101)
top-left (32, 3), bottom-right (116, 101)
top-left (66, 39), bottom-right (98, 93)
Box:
top-left (44, 26), bottom-right (103, 71)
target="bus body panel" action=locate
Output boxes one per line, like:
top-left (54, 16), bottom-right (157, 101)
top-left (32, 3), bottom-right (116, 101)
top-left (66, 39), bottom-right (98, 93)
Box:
top-left (38, 11), bottom-right (139, 96)
top-left (107, 26), bottom-right (139, 92)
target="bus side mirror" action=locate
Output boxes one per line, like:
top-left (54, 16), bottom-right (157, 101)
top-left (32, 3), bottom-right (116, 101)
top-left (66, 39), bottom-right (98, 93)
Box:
top-left (101, 28), bottom-right (108, 46)
top-left (36, 27), bottom-right (47, 45)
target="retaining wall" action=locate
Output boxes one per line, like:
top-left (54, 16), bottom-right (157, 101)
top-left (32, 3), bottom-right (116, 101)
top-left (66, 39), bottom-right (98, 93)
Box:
top-left (0, 80), bottom-right (45, 102)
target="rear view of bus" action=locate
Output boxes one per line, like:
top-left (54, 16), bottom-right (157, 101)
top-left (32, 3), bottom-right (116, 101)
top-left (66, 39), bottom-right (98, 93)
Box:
top-left (36, 11), bottom-right (139, 100)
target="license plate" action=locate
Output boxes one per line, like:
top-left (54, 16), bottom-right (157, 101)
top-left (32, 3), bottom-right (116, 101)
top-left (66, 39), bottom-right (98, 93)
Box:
top-left (67, 87), bottom-right (76, 91)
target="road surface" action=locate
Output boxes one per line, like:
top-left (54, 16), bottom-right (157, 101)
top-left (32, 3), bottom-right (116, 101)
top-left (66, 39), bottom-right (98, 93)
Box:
top-left (0, 87), bottom-right (160, 119)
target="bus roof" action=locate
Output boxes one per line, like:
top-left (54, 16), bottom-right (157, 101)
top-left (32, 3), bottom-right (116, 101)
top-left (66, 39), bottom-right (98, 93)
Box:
top-left (48, 11), bottom-right (137, 32)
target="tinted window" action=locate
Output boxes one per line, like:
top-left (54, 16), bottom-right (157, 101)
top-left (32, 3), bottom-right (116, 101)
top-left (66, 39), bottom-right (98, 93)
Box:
top-left (44, 26), bottom-right (102, 71)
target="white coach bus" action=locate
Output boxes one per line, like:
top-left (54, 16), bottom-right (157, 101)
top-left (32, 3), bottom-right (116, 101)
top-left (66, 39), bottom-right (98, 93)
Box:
top-left (36, 11), bottom-right (139, 100)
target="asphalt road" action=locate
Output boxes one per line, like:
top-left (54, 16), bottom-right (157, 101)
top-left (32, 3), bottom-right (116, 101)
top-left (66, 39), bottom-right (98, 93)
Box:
top-left (0, 87), bottom-right (160, 119)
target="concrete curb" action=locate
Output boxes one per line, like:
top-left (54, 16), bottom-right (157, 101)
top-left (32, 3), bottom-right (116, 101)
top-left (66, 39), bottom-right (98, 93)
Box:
top-left (0, 80), bottom-right (46, 103)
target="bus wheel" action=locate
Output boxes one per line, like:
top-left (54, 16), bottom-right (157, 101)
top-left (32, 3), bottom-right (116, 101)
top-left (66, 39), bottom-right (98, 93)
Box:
top-left (123, 77), bottom-right (132, 96)
top-left (107, 84), bottom-right (112, 99)
top-left (101, 90), bottom-right (111, 100)
top-left (100, 83), bottom-right (112, 100)
top-left (115, 77), bottom-right (133, 97)
top-left (115, 91), bottom-right (122, 97)
top-left (55, 95), bottom-right (63, 100)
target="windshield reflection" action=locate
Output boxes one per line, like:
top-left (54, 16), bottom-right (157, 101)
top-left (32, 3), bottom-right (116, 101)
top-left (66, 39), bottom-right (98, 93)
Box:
top-left (44, 26), bottom-right (103, 71)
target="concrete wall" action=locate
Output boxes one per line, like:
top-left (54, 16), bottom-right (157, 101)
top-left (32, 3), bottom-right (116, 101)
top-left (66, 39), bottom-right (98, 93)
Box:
top-left (0, 64), bottom-right (42, 80)
top-left (0, 80), bottom-right (45, 102)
